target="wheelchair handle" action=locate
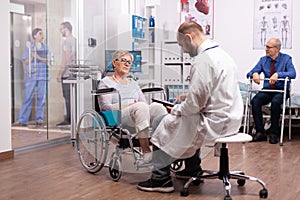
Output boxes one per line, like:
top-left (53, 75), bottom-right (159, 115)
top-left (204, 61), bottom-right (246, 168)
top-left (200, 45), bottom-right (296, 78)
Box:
top-left (92, 88), bottom-right (117, 95)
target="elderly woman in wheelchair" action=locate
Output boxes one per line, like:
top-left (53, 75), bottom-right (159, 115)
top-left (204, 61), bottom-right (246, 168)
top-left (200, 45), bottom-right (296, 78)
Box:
top-left (97, 50), bottom-right (168, 164)
top-left (75, 50), bottom-right (170, 181)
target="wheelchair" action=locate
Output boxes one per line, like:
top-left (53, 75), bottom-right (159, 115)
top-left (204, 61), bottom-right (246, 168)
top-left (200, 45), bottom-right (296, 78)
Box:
top-left (76, 87), bottom-right (183, 181)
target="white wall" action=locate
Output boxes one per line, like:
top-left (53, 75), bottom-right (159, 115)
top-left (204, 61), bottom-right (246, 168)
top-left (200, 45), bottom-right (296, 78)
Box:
top-left (1, 0), bottom-right (299, 153)
top-left (160, 0), bottom-right (300, 93)
top-left (214, 0), bottom-right (299, 93)
top-left (0, 0), bottom-right (12, 153)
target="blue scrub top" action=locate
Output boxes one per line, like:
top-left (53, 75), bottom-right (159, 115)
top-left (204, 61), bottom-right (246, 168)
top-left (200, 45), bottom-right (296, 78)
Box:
top-left (22, 42), bottom-right (51, 81)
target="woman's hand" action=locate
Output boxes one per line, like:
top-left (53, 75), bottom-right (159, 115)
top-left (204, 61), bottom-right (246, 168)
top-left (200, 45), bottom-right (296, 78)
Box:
top-left (165, 105), bottom-right (173, 113)
top-left (174, 94), bottom-right (186, 104)
top-left (121, 100), bottom-right (137, 109)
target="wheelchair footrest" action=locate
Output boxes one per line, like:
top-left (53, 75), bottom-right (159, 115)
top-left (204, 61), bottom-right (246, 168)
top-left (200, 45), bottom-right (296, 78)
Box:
top-left (119, 138), bottom-right (140, 148)
top-left (118, 138), bottom-right (152, 149)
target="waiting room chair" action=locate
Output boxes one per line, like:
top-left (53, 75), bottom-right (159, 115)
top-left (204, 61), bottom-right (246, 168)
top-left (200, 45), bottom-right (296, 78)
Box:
top-left (180, 133), bottom-right (268, 200)
top-left (243, 77), bottom-right (292, 146)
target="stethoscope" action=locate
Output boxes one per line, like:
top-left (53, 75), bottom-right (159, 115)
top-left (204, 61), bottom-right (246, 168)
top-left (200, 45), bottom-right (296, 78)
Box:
top-left (184, 45), bottom-right (219, 82)
top-left (185, 74), bottom-right (190, 82)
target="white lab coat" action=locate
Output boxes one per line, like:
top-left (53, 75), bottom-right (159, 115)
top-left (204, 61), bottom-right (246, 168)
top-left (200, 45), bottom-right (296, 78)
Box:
top-left (151, 40), bottom-right (243, 159)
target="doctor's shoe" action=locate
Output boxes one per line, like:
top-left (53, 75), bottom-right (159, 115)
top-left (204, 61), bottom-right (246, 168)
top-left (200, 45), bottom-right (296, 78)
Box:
top-left (137, 177), bottom-right (174, 193)
top-left (175, 168), bottom-right (203, 179)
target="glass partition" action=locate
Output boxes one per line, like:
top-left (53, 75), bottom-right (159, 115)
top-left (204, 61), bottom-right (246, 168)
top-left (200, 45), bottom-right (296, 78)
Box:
top-left (10, 0), bottom-right (145, 149)
top-left (10, 0), bottom-right (80, 148)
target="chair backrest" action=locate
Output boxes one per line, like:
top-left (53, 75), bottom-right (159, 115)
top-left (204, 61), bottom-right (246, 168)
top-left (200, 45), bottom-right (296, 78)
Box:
top-left (92, 87), bottom-right (122, 127)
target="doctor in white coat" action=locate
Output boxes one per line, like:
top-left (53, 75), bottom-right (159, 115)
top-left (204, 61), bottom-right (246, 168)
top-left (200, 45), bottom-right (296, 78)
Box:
top-left (137, 21), bottom-right (244, 193)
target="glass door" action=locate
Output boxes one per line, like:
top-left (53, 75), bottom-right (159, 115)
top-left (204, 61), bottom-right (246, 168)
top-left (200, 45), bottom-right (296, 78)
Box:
top-left (10, 0), bottom-right (75, 149)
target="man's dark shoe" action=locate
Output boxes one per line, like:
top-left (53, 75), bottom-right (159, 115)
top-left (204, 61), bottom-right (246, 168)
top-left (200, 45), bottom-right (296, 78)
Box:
top-left (269, 134), bottom-right (278, 144)
top-left (175, 168), bottom-right (203, 179)
top-left (137, 178), bottom-right (174, 193)
top-left (252, 132), bottom-right (267, 142)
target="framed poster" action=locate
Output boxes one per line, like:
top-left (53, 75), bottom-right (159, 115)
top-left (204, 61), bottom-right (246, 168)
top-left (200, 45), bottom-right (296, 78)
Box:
top-left (180, 0), bottom-right (214, 39)
top-left (253, 0), bottom-right (292, 49)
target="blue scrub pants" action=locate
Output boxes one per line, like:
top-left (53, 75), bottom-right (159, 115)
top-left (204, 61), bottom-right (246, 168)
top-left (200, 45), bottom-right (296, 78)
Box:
top-left (17, 78), bottom-right (47, 124)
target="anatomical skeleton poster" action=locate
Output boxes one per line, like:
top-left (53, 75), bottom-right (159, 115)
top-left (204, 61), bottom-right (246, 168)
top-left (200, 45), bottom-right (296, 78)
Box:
top-left (253, 0), bottom-right (292, 49)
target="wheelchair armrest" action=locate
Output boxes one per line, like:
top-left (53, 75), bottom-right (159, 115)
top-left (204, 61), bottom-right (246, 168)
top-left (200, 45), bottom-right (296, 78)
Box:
top-left (141, 87), bottom-right (164, 93)
top-left (92, 88), bottom-right (117, 95)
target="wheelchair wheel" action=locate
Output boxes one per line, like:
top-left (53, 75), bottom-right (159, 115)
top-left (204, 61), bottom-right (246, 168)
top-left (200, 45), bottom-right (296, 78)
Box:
top-left (76, 110), bottom-right (109, 174)
top-left (109, 155), bottom-right (122, 181)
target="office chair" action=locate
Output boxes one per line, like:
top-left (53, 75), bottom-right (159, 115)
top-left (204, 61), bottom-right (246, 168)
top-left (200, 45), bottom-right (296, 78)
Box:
top-left (180, 133), bottom-right (268, 200)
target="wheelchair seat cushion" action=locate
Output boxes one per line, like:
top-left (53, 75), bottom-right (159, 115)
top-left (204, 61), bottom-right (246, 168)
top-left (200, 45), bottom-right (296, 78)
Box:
top-left (99, 110), bottom-right (121, 127)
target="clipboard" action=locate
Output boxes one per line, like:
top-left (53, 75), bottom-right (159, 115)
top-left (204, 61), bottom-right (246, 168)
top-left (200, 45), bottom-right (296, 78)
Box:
top-left (152, 98), bottom-right (174, 107)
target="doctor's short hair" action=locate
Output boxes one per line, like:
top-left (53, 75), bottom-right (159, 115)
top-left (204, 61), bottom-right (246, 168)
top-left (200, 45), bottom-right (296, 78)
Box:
top-left (178, 21), bottom-right (204, 36)
top-left (32, 28), bottom-right (42, 39)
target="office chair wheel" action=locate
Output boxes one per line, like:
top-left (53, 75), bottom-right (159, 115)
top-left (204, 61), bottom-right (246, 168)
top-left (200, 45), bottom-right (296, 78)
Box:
top-left (224, 195), bottom-right (232, 200)
top-left (170, 160), bottom-right (183, 172)
top-left (237, 172), bottom-right (246, 186)
top-left (76, 110), bottom-right (108, 174)
top-left (259, 188), bottom-right (268, 198)
top-left (237, 179), bottom-right (246, 186)
top-left (109, 156), bottom-right (122, 181)
top-left (192, 178), bottom-right (202, 186)
top-left (180, 188), bottom-right (189, 196)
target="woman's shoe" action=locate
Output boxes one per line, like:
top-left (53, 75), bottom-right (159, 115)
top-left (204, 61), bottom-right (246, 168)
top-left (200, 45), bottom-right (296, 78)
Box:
top-left (138, 152), bottom-right (152, 165)
top-left (143, 152), bottom-right (152, 163)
